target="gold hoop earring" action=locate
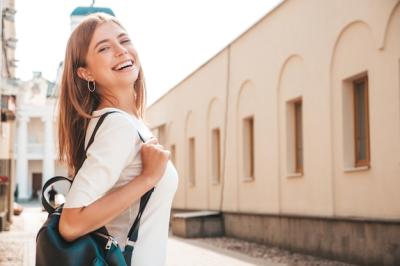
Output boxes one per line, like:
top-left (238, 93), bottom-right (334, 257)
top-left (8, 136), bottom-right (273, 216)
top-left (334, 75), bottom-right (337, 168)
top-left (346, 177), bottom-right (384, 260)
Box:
top-left (87, 80), bottom-right (96, 93)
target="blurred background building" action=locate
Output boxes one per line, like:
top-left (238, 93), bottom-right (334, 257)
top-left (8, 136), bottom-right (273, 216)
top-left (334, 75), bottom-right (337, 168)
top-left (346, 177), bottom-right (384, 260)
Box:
top-left (0, 0), bottom-right (18, 231)
top-left (146, 0), bottom-right (400, 264)
top-left (13, 71), bottom-right (58, 201)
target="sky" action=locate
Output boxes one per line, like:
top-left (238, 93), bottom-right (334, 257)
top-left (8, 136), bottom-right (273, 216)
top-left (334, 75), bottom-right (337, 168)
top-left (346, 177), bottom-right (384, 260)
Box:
top-left (15, 0), bottom-right (282, 105)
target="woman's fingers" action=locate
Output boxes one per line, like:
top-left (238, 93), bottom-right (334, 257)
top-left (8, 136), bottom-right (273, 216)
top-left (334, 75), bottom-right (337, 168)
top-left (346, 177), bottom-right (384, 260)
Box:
top-left (143, 137), bottom-right (167, 151)
top-left (155, 144), bottom-right (164, 149)
top-left (140, 138), bottom-right (171, 185)
top-left (141, 137), bottom-right (171, 163)
top-left (145, 137), bottom-right (158, 145)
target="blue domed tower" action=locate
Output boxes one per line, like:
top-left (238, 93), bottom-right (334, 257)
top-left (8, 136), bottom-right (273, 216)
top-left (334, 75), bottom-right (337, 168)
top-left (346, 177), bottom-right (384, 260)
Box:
top-left (70, 1), bottom-right (115, 31)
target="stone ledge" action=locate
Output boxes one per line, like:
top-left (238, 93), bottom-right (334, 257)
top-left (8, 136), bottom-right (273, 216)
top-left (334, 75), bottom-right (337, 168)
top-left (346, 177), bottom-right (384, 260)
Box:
top-left (172, 211), bottom-right (224, 238)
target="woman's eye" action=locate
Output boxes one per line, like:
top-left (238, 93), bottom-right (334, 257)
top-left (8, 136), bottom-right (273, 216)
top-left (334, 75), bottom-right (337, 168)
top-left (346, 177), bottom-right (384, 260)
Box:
top-left (98, 46), bottom-right (109, 53)
top-left (121, 39), bottom-right (131, 44)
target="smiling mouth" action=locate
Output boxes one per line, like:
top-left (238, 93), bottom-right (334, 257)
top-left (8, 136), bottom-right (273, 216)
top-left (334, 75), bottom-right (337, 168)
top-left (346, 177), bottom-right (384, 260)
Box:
top-left (112, 60), bottom-right (135, 71)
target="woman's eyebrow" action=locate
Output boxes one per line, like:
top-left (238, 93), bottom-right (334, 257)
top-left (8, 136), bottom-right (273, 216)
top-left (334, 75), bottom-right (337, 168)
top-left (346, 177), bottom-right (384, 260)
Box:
top-left (94, 33), bottom-right (128, 49)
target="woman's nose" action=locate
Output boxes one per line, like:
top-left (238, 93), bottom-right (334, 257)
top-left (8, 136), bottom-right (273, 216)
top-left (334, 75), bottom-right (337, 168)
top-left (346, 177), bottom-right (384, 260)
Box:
top-left (114, 44), bottom-right (128, 57)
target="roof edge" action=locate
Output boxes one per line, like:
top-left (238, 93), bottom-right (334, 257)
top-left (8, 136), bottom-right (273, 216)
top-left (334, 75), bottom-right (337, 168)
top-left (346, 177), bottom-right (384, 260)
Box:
top-left (147, 0), bottom-right (286, 109)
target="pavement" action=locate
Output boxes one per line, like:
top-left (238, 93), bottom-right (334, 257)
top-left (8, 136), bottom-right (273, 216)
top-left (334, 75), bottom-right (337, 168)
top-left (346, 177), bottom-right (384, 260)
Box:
top-left (166, 236), bottom-right (282, 266)
top-left (0, 201), bottom-right (282, 266)
top-left (0, 201), bottom-right (42, 266)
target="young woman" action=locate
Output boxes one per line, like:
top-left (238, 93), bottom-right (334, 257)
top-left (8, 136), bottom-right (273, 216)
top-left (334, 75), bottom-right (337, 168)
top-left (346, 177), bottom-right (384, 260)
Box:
top-left (57, 13), bottom-right (178, 265)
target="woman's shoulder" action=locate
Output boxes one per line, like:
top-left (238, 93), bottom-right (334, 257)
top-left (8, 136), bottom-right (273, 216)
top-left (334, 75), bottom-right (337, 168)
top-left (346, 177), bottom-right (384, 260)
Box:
top-left (91, 108), bottom-right (137, 129)
top-left (85, 109), bottom-right (140, 145)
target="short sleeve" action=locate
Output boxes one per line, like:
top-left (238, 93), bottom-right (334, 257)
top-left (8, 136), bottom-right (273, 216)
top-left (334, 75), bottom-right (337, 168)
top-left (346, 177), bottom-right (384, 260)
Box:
top-left (64, 114), bottom-right (140, 208)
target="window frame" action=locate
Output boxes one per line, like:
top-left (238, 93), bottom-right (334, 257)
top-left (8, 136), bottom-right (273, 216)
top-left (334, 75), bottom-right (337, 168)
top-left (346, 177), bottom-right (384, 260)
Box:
top-left (293, 99), bottom-right (303, 174)
top-left (188, 137), bottom-right (196, 186)
top-left (353, 76), bottom-right (371, 167)
top-left (243, 116), bottom-right (254, 180)
top-left (211, 127), bottom-right (221, 184)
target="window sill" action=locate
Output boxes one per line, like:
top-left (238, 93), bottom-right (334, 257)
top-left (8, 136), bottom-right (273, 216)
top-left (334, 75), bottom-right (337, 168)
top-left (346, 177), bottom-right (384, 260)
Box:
top-left (286, 173), bottom-right (303, 178)
top-left (242, 176), bottom-right (254, 182)
top-left (343, 166), bottom-right (370, 172)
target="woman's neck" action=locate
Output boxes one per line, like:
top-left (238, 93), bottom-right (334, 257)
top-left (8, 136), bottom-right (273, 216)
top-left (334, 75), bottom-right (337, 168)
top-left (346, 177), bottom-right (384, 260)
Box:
top-left (97, 85), bottom-right (138, 117)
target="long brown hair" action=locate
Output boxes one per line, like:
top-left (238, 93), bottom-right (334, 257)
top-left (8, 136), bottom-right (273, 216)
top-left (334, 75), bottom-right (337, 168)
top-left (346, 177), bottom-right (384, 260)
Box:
top-left (57, 13), bottom-right (147, 176)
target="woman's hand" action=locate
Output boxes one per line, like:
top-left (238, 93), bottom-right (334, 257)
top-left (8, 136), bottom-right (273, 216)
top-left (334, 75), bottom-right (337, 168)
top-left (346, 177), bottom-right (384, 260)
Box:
top-left (139, 137), bottom-right (170, 188)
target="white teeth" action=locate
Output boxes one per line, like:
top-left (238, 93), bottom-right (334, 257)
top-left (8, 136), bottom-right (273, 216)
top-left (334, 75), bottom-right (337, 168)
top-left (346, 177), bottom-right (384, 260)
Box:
top-left (113, 60), bottom-right (133, 71)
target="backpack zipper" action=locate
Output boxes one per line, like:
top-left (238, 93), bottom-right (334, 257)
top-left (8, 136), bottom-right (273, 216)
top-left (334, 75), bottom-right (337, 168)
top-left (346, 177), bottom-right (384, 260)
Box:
top-left (94, 232), bottom-right (118, 250)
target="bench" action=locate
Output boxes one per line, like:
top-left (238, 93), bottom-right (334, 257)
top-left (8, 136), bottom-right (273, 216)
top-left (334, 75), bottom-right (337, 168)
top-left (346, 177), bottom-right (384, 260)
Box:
top-left (171, 211), bottom-right (224, 238)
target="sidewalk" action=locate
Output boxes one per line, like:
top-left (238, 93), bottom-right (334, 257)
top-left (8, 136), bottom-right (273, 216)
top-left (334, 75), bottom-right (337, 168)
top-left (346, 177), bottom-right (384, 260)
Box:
top-left (0, 202), bottom-right (282, 266)
top-left (0, 201), bottom-right (46, 266)
top-left (166, 236), bottom-right (283, 266)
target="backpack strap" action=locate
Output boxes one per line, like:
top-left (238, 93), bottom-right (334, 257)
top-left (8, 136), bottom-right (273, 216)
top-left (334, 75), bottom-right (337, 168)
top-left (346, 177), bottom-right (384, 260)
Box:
top-left (41, 176), bottom-right (72, 214)
top-left (123, 189), bottom-right (154, 264)
top-left (123, 131), bottom-right (154, 264)
top-left (85, 111), bottom-right (118, 153)
top-left (42, 111), bottom-right (117, 214)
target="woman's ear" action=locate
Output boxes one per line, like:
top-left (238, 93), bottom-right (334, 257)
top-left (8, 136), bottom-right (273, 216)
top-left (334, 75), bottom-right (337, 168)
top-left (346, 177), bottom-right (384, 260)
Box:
top-left (77, 67), bottom-right (92, 81)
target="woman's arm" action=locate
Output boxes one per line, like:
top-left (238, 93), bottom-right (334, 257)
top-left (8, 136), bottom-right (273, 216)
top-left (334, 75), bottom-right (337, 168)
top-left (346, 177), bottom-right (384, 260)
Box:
top-left (59, 173), bottom-right (151, 242)
top-left (59, 138), bottom-right (169, 242)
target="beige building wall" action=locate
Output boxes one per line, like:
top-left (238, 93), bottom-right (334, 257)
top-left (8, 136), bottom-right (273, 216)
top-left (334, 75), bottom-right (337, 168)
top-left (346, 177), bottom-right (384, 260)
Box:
top-left (146, 0), bottom-right (400, 221)
top-left (148, 49), bottom-right (228, 211)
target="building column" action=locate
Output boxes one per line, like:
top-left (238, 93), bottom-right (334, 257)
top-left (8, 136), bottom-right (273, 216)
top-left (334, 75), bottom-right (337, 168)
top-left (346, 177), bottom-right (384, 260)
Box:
top-left (42, 114), bottom-right (55, 183)
top-left (15, 112), bottom-right (29, 200)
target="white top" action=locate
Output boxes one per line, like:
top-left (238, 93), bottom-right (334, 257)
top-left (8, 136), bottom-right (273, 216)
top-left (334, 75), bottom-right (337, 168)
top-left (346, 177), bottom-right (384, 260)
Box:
top-left (64, 107), bottom-right (179, 266)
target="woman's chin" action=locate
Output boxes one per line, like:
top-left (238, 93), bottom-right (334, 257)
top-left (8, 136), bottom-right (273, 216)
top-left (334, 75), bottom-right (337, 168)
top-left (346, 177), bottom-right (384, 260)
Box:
top-left (114, 68), bottom-right (139, 81)
top-left (113, 73), bottom-right (139, 85)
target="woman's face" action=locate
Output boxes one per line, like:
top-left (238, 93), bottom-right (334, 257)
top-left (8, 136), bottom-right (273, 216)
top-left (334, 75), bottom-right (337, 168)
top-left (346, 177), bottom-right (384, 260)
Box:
top-left (80, 21), bottom-right (140, 91)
